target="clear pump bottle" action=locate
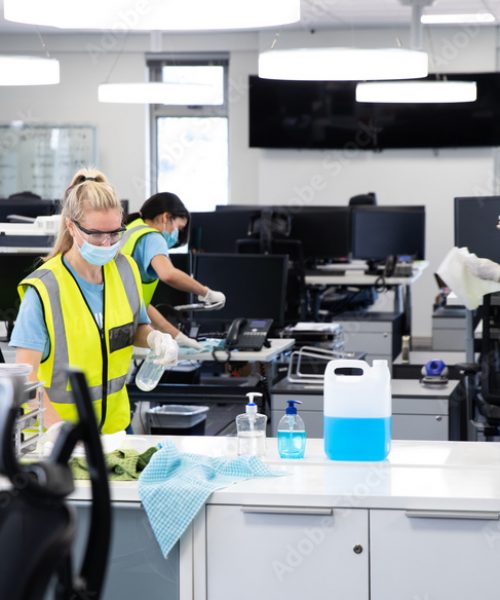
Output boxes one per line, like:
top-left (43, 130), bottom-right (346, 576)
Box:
top-left (135, 350), bottom-right (165, 392)
top-left (277, 400), bottom-right (306, 459)
top-left (236, 392), bottom-right (267, 457)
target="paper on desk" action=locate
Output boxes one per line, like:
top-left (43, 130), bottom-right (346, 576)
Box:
top-left (291, 322), bottom-right (341, 333)
top-left (437, 246), bottom-right (500, 310)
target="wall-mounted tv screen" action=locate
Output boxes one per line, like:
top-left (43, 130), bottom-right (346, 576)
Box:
top-left (249, 73), bottom-right (500, 150)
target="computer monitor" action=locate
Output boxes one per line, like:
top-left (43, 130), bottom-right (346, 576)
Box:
top-left (215, 204), bottom-right (263, 212)
top-left (189, 210), bottom-right (259, 253)
top-left (0, 196), bottom-right (59, 222)
top-left (193, 253), bottom-right (288, 330)
top-left (150, 253), bottom-right (192, 309)
top-left (351, 206), bottom-right (426, 262)
top-left (0, 252), bottom-right (43, 339)
top-left (454, 196), bottom-right (500, 263)
top-left (288, 207), bottom-right (351, 263)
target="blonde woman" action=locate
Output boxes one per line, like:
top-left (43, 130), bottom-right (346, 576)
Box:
top-left (9, 169), bottom-right (178, 433)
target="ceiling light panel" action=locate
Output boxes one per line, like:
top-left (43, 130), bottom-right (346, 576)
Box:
top-left (4, 0), bottom-right (300, 30)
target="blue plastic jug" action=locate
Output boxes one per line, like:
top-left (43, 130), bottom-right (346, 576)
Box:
top-left (324, 359), bottom-right (391, 461)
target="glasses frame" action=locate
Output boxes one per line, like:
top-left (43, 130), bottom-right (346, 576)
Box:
top-left (72, 220), bottom-right (126, 245)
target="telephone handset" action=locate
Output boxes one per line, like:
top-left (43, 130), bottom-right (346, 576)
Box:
top-left (384, 255), bottom-right (397, 277)
top-left (224, 318), bottom-right (273, 351)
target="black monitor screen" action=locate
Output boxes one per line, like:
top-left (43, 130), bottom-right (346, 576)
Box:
top-left (215, 204), bottom-right (263, 212)
top-left (0, 198), bottom-right (59, 221)
top-left (289, 207), bottom-right (351, 262)
top-left (150, 253), bottom-right (192, 309)
top-left (454, 196), bottom-right (500, 262)
top-left (189, 211), bottom-right (259, 253)
top-left (351, 206), bottom-right (425, 261)
top-left (193, 253), bottom-right (288, 328)
top-left (249, 73), bottom-right (500, 150)
top-left (0, 253), bottom-right (43, 330)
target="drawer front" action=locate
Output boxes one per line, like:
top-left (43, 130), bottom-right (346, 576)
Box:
top-left (342, 332), bottom-right (392, 355)
top-left (339, 320), bottom-right (393, 334)
top-left (371, 509), bottom-right (500, 600)
top-left (392, 414), bottom-right (448, 440)
top-left (392, 397), bottom-right (449, 415)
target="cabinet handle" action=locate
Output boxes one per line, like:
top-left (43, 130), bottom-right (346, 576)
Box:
top-left (405, 510), bottom-right (500, 521)
top-left (435, 416), bottom-right (442, 422)
top-left (241, 506), bottom-right (333, 516)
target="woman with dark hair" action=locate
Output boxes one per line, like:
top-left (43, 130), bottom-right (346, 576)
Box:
top-left (121, 192), bottom-right (225, 349)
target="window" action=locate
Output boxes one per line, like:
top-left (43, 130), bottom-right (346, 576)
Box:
top-left (148, 54), bottom-right (229, 212)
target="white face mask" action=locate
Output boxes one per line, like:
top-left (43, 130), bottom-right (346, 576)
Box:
top-left (162, 227), bottom-right (179, 249)
top-left (78, 239), bottom-right (120, 266)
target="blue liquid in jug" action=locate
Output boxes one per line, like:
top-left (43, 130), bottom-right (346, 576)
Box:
top-left (324, 416), bottom-right (391, 461)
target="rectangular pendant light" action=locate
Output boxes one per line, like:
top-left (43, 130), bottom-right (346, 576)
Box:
top-left (0, 56), bottom-right (59, 85)
top-left (421, 13), bottom-right (495, 25)
top-left (259, 48), bottom-right (428, 81)
top-left (98, 82), bottom-right (218, 104)
top-left (4, 0), bottom-right (300, 30)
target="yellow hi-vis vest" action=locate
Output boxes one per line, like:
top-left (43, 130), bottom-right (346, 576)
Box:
top-left (18, 253), bottom-right (142, 434)
top-left (120, 218), bottom-right (161, 306)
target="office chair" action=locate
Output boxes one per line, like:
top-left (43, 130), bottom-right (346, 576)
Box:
top-left (456, 293), bottom-right (500, 440)
top-left (246, 209), bottom-right (292, 253)
top-left (0, 370), bottom-right (111, 599)
top-left (349, 192), bottom-right (377, 206)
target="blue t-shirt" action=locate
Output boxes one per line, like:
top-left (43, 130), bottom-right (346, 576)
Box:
top-left (9, 257), bottom-right (149, 360)
top-left (132, 232), bottom-right (169, 283)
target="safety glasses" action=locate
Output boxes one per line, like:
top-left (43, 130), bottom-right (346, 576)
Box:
top-left (73, 220), bottom-right (126, 245)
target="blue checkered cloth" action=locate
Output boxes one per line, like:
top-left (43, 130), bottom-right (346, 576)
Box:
top-left (138, 439), bottom-right (283, 557)
top-left (178, 338), bottom-right (225, 357)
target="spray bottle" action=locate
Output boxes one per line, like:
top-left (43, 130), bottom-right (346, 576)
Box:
top-left (236, 392), bottom-right (267, 457)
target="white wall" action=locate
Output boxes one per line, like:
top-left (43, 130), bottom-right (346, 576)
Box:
top-left (0, 24), bottom-right (498, 339)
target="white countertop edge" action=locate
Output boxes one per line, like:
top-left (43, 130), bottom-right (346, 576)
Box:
top-left (66, 436), bottom-right (500, 513)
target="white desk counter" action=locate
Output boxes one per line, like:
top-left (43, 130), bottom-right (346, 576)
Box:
top-left (305, 260), bottom-right (428, 286)
top-left (69, 435), bottom-right (500, 513)
top-left (133, 337), bottom-right (295, 363)
top-left (46, 435), bottom-right (500, 600)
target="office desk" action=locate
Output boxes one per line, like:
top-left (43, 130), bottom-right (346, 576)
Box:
top-left (132, 337), bottom-right (294, 364)
top-left (177, 337), bottom-right (295, 363)
top-left (129, 339), bottom-right (295, 435)
top-left (61, 435), bottom-right (500, 600)
top-left (0, 245), bottom-right (51, 253)
top-left (271, 377), bottom-right (460, 440)
top-left (305, 261), bottom-right (428, 337)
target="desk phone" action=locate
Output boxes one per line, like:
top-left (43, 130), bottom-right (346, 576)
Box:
top-left (224, 318), bottom-right (273, 351)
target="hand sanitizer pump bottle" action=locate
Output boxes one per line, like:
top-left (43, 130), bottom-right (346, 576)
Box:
top-left (236, 392), bottom-right (267, 457)
top-left (277, 400), bottom-right (306, 459)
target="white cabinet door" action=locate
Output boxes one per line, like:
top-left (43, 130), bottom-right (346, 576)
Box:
top-left (206, 505), bottom-right (368, 600)
top-left (371, 508), bottom-right (500, 600)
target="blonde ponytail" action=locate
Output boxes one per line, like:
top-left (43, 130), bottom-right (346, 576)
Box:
top-left (45, 168), bottom-right (122, 261)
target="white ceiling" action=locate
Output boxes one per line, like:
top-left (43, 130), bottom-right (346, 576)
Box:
top-left (0, 0), bottom-right (498, 32)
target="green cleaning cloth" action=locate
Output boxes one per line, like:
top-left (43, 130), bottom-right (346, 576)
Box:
top-left (70, 446), bottom-right (158, 481)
